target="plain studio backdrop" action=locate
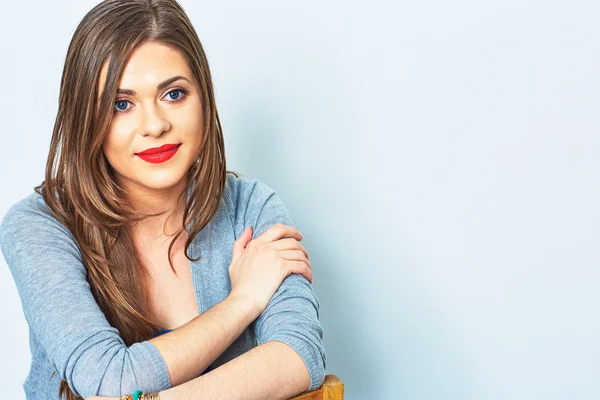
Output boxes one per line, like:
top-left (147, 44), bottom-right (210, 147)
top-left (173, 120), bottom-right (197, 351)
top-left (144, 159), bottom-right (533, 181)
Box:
top-left (0, 1), bottom-right (598, 399)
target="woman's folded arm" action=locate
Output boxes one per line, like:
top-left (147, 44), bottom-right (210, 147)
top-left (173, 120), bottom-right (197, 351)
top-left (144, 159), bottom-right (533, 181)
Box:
top-left (0, 197), bottom-right (257, 397)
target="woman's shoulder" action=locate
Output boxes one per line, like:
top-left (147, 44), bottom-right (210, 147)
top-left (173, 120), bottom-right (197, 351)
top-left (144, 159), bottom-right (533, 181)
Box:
top-left (223, 171), bottom-right (281, 219)
top-left (224, 171), bottom-right (281, 202)
top-left (1, 189), bottom-right (58, 224)
top-left (222, 171), bottom-right (293, 239)
top-left (1, 190), bottom-right (49, 227)
top-left (224, 171), bottom-right (261, 199)
top-left (0, 189), bottom-right (75, 253)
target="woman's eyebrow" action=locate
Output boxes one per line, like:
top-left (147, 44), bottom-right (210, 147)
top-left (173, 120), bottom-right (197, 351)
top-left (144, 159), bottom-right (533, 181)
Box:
top-left (116, 75), bottom-right (191, 95)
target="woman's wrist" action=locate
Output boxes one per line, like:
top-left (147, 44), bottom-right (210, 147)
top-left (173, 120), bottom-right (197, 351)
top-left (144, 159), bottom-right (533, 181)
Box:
top-left (225, 292), bottom-right (263, 323)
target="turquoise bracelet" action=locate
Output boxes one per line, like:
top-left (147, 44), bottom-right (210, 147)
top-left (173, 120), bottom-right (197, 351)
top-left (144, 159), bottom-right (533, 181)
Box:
top-left (132, 390), bottom-right (143, 400)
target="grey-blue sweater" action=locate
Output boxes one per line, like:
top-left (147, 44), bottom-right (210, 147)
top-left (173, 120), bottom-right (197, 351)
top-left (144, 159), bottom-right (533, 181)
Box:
top-left (0, 172), bottom-right (326, 398)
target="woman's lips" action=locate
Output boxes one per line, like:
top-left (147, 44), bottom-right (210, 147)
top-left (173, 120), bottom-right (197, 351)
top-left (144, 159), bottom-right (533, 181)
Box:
top-left (136, 144), bottom-right (181, 164)
top-left (136, 143), bottom-right (180, 155)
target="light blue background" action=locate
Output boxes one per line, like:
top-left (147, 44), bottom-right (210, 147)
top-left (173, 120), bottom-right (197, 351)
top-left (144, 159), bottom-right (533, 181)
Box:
top-left (0, 1), bottom-right (598, 398)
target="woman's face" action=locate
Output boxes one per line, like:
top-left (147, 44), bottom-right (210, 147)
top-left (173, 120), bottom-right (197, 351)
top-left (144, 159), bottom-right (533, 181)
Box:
top-left (99, 41), bottom-right (203, 194)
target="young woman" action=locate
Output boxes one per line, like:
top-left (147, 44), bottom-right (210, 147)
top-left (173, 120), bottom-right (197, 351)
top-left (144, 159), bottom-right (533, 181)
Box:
top-left (0, 0), bottom-right (326, 399)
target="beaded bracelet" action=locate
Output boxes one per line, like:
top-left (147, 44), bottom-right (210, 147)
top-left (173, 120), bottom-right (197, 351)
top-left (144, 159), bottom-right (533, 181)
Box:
top-left (119, 391), bottom-right (160, 400)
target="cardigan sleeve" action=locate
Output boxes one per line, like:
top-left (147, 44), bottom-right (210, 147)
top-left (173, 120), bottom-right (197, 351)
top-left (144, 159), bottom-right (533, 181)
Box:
top-left (0, 195), bottom-right (172, 398)
top-left (226, 174), bottom-right (327, 391)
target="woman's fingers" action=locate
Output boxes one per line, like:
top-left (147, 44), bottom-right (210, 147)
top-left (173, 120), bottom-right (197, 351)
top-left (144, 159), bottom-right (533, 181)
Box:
top-left (279, 249), bottom-right (311, 270)
top-left (283, 259), bottom-right (313, 284)
top-left (271, 238), bottom-right (310, 261)
top-left (255, 223), bottom-right (303, 243)
top-left (231, 226), bottom-right (253, 267)
top-left (279, 249), bottom-right (313, 284)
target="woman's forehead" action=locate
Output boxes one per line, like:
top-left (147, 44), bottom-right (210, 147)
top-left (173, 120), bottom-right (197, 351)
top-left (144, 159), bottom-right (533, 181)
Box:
top-left (97, 42), bottom-right (192, 98)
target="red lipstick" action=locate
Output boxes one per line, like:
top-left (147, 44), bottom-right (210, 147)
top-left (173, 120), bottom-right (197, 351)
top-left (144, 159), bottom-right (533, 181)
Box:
top-left (136, 143), bottom-right (181, 164)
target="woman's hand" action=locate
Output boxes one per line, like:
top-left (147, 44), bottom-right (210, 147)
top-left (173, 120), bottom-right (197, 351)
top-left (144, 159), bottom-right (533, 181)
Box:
top-left (86, 396), bottom-right (119, 400)
top-left (228, 224), bottom-right (312, 316)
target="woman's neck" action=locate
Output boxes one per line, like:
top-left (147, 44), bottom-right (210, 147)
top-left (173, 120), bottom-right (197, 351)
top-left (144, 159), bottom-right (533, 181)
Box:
top-left (126, 179), bottom-right (189, 248)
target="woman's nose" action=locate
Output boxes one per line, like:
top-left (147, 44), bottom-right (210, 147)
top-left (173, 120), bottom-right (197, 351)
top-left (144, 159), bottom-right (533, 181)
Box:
top-left (139, 104), bottom-right (170, 137)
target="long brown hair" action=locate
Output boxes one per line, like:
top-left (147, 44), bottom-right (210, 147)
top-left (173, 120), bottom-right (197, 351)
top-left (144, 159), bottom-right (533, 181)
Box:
top-left (39, 1), bottom-right (238, 398)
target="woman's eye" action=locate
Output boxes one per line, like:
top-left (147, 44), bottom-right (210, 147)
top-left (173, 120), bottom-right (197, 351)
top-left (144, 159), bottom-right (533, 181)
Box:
top-left (114, 100), bottom-right (130, 112)
top-left (113, 88), bottom-right (188, 114)
top-left (167, 89), bottom-right (183, 100)
top-left (163, 88), bottom-right (188, 102)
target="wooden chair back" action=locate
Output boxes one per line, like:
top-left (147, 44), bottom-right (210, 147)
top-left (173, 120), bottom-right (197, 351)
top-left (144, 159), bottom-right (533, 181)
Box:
top-left (289, 374), bottom-right (344, 400)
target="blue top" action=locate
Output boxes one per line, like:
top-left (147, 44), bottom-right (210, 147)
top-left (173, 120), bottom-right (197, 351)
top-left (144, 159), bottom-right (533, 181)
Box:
top-left (0, 172), bottom-right (325, 398)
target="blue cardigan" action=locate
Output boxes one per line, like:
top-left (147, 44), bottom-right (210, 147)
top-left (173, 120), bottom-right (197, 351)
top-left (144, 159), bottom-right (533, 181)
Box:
top-left (0, 172), bottom-right (326, 398)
